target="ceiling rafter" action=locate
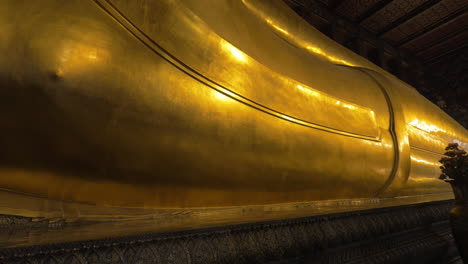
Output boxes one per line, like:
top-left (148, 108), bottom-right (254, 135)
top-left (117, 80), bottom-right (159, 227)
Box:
top-left (356, 0), bottom-right (393, 24)
top-left (426, 42), bottom-right (468, 64)
top-left (415, 26), bottom-right (468, 56)
top-left (378, 0), bottom-right (442, 36)
top-left (397, 5), bottom-right (468, 47)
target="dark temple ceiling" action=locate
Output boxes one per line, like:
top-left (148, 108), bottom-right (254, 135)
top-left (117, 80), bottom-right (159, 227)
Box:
top-left (315, 0), bottom-right (468, 63)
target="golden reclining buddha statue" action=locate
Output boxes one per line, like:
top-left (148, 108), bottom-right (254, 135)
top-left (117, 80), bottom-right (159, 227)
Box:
top-left (0, 0), bottom-right (467, 223)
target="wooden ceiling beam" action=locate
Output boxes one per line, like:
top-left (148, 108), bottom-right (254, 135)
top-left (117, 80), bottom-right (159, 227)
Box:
top-left (378, 0), bottom-right (441, 36)
top-left (397, 5), bottom-right (468, 47)
top-left (356, 0), bottom-right (393, 24)
top-left (415, 26), bottom-right (467, 56)
top-left (425, 42), bottom-right (468, 65)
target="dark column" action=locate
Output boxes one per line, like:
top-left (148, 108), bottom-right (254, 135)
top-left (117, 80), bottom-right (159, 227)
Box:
top-left (377, 40), bottom-right (388, 70)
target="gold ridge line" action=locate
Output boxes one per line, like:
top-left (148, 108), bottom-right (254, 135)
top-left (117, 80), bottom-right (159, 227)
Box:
top-left (409, 145), bottom-right (444, 156)
top-left (94, 0), bottom-right (381, 142)
top-left (352, 67), bottom-right (402, 196)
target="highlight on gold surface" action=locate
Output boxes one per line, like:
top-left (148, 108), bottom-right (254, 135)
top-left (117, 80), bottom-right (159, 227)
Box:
top-left (407, 177), bottom-right (440, 183)
top-left (220, 40), bottom-right (248, 63)
top-left (295, 84), bottom-right (366, 114)
top-left (305, 45), bottom-right (355, 66)
top-left (335, 100), bottom-right (357, 110)
top-left (241, 0), bottom-right (354, 67)
top-left (266, 19), bottom-right (290, 36)
top-left (86, 50), bottom-right (98, 60)
top-left (213, 89), bottom-right (236, 101)
top-left (296, 84), bottom-right (320, 97)
top-left (214, 90), bottom-right (229, 100)
top-left (57, 42), bottom-right (105, 75)
top-left (410, 156), bottom-right (439, 166)
top-left (280, 114), bottom-right (295, 122)
top-left (407, 125), bottom-right (447, 151)
top-left (408, 119), bottom-right (446, 134)
top-left (208, 72), bottom-right (379, 139)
